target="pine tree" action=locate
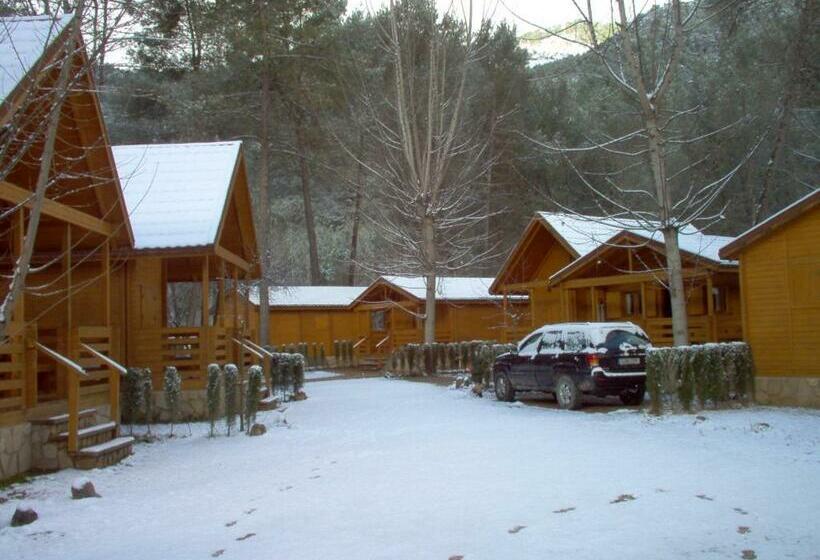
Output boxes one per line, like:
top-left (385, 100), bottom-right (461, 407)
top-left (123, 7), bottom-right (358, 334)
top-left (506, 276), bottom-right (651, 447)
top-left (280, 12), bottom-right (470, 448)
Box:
top-left (206, 363), bottom-right (222, 437)
top-left (122, 368), bottom-right (145, 434)
top-left (245, 365), bottom-right (264, 427)
top-left (163, 366), bottom-right (182, 434)
top-left (141, 369), bottom-right (154, 435)
top-left (224, 364), bottom-right (239, 436)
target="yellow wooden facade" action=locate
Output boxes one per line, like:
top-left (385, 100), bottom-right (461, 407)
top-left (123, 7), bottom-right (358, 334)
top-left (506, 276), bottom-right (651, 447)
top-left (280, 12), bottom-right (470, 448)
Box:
top-left (720, 190), bottom-right (820, 407)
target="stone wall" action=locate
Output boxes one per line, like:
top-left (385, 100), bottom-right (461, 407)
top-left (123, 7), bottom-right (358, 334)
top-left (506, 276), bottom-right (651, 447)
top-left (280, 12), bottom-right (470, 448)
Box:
top-left (0, 423), bottom-right (32, 481)
top-left (149, 389), bottom-right (209, 422)
top-left (756, 376), bottom-right (820, 408)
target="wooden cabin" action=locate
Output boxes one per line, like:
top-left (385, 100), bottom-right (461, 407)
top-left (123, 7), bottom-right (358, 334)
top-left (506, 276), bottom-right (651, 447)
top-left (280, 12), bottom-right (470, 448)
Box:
top-left (0, 14), bottom-right (134, 477)
top-left (491, 212), bottom-right (741, 345)
top-left (351, 276), bottom-right (528, 357)
top-left (112, 141), bottom-right (260, 406)
top-left (247, 286), bottom-right (365, 357)
top-left (719, 190), bottom-right (820, 407)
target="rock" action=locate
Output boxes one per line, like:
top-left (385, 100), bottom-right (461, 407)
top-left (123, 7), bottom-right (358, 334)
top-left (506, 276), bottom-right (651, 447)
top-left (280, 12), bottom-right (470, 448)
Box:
top-left (454, 376), bottom-right (465, 389)
top-left (752, 422), bottom-right (771, 433)
top-left (471, 383), bottom-right (484, 398)
top-left (292, 390), bottom-right (308, 401)
top-left (71, 477), bottom-right (100, 499)
top-left (11, 504), bottom-right (38, 527)
top-left (248, 423), bottom-right (267, 436)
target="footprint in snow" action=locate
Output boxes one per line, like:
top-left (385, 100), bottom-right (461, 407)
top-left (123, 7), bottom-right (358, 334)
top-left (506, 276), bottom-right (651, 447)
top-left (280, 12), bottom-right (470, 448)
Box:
top-left (309, 475), bottom-right (321, 480)
top-left (695, 494), bottom-right (714, 501)
top-left (553, 507), bottom-right (576, 514)
top-left (448, 556), bottom-right (464, 560)
top-left (508, 525), bottom-right (526, 534)
top-left (211, 550), bottom-right (225, 557)
top-left (244, 508), bottom-right (256, 515)
top-left (610, 494), bottom-right (636, 504)
top-left (236, 533), bottom-right (256, 541)
top-left (741, 550), bottom-right (757, 559)
top-left (733, 507), bottom-right (749, 515)
top-left (225, 521), bottom-right (237, 527)
top-left (279, 485), bottom-right (293, 492)
top-left (737, 526), bottom-right (751, 535)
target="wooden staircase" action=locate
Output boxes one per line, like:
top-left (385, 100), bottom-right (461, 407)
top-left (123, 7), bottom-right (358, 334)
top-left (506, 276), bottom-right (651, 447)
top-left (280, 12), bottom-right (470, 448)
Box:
top-left (30, 408), bottom-right (134, 471)
top-left (358, 356), bottom-right (387, 371)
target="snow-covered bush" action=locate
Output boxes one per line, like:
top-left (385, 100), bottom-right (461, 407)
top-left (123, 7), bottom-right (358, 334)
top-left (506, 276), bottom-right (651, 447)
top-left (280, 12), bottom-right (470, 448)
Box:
top-left (206, 363), bottom-right (221, 437)
top-left (333, 340), bottom-right (340, 364)
top-left (293, 354), bottom-right (306, 392)
top-left (646, 342), bottom-right (755, 414)
top-left (422, 344), bottom-right (434, 375)
top-left (459, 343), bottom-right (470, 370)
top-left (245, 365), bottom-right (264, 427)
top-left (447, 343), bottom-right (458, 370)
top-left (319, 344), bottom-right (326, 367)
top-left (141, 369), bottom-right (154, 433)
top-left (223, 363), bottom-right (239, 435)
top-left (163, 366), bottom-right (181, 431)
top-left (122, 368), bottom-right (144, 432)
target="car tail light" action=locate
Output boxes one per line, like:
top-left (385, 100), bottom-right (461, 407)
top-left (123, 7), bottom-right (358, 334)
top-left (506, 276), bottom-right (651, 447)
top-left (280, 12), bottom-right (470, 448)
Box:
top-left (586, 354), bottom-right (600, 368)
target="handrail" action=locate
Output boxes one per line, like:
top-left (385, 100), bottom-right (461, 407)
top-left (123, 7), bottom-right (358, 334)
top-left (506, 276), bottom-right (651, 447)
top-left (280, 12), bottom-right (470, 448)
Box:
top-left (242, 338), bottom-right (274, 358)
top-left (353, 337), bottom-right (367, 349)
top-left (231, 337), bottom-right (264, 360)
top-left (375, 334), bottom-right (390, 349)
top-left (80, 343), bottom-right (127, 375)
top-left (35, 341), bottom-right (87, 376)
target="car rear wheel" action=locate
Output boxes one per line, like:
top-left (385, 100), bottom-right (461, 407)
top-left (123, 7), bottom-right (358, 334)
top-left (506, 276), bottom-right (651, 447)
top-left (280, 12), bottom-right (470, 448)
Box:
top-left (619, 387), bottom-right (645, 406)
top-left (494, 372), bottom-right (515, 402)
top-left (555, 375), bottom-right (582, 410)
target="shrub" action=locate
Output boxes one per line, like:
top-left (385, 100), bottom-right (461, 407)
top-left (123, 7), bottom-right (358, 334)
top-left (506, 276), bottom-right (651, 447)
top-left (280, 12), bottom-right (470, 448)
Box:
top-left (245, 365), bottom-right (264, 427)
top-left (459, 343), bottom-right (469, 369)
top-left (224, 364), bottom-right (239, 435)
top-left (163, 366), bottom-right (181, 431)
top-left (206, 364), bottom-right (221, 437)
top-left (281, 355), bottom-right (294, 395)
top-left (422, 344), bottom-right (434, 375)
top-left (472, 345), bottom-right (493, 384)
top-left (319, 344), bottom-right (326, 367)
top-left (447, 343), bottom-right (459, 370)
top-left (294, 354), bottom-right (306, 392)
top-left (141, 369), bottom-right (154, 433)
top-left (122, 368), bottom-right (144, 433)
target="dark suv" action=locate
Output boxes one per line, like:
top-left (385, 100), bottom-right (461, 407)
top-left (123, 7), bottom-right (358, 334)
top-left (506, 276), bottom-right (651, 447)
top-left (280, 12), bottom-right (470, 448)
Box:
top-left (493, 322), bottom-right (650, 409)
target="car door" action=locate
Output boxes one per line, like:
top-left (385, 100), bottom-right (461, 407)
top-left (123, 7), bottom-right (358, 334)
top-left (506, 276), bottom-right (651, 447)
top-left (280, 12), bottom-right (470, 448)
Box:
top-left (511, 332), bottom-right (542, 389)
top-left (533, 330), bottom-right (563, 389)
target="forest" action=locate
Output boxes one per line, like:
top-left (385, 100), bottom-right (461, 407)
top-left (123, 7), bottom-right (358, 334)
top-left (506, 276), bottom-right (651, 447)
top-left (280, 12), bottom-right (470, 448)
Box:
top-left (3, 0), bottom-right (817, 287)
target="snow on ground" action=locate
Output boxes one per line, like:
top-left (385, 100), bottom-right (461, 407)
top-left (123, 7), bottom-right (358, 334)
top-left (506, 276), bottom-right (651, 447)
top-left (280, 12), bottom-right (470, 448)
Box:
top-left (304, 370), bottom-right (341, 381)
top-left (2, 377), bottom-right (819, 560)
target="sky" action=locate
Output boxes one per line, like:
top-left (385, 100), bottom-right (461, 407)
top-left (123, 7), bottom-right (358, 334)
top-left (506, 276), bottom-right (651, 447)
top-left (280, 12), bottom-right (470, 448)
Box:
top-left (347, 0), bottom-right (623, 33)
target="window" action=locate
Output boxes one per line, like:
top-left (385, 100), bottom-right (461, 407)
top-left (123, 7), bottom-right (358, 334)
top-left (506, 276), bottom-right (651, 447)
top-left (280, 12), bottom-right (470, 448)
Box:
top-left (712, 286), bottom-right (727, 313)
top-left (540, 331), bottom-right (563, 353)
top-left (623, 292), bottom-right (641, 316)
top-left (518, 333), bottom-right (542, 356)
top-left (371, 310), bottom-right (386, 332)
top-left (564, 331), bottom-right (588, 352)
top-left (600, 329), bottom-right (650, 352)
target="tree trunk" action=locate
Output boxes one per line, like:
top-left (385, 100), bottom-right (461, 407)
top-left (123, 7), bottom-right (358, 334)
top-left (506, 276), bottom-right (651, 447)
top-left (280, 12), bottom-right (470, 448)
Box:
top-left (422, 216), bottom-right (436, 344)
top-left (0, 25), bottom-right (75, 340)
top-left (662, 227), bottom-right (689, 346)
top-left (256, 50), bottom-right (271, 346)
top-left (292, 110), bottom-right (321, 285)
top-left (348, 133), bottom-right (365, 285)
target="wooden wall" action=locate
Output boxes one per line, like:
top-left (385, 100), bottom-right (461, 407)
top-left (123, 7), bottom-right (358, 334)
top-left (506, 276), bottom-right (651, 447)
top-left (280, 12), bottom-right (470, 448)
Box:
top-left (265, 308), bottom-right (359, 355)
top-left (739, 210), bottom-right (820, 378)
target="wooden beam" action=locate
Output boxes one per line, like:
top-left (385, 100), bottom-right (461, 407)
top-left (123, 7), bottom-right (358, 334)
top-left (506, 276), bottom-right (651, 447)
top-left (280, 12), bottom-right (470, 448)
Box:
top-left (0, 181), bottom-right (115, 236)
top-left (201, 256), bottom-right (210, 369)
top-left (559, 270), bottom-right (708, 290)
top-left (215, 244), bottom-right (251, 272)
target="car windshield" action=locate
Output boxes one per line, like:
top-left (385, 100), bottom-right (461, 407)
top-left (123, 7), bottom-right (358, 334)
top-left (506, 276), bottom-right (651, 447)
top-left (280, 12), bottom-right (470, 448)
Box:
top-left (600, 329), bottom-right (650, 352)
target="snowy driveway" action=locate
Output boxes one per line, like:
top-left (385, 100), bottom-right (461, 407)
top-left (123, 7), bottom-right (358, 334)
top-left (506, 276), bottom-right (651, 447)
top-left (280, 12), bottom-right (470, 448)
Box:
top-left (2, 376), bottom-right (819, 560)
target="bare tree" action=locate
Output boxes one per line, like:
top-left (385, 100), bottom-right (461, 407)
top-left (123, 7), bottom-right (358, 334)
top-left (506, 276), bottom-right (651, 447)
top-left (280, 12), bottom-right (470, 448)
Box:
top-left (0, 3), bottom-right (130, 341)
top-left (352, 0), bottom-right (498, 343)
top-left (512, 0), bottom-right (761, 346)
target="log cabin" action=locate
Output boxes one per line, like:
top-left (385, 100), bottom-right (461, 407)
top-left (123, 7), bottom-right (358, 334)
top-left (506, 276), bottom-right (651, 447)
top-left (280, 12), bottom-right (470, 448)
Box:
top-left (719, 189), bottom-right (820, 407)
top-left (350, 275), bottom-right (528, 358)
top-left (0, 14), bottom-right (134, 477)
top-left (112, 141), bottom-right (261, 412)
top-left (491, 212), bottom-right (741, 345)
top-left (246, 286), bottom-right (365, 357)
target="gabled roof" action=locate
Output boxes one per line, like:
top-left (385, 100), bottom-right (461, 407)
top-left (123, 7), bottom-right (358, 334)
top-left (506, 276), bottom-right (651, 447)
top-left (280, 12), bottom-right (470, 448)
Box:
top-left (719, 189), bottom-right (820, 260)
top-left (0, 14), bottom-right (73, 104)
top-left (113, 141), bottom-right (244, 250)
top-left (548, 229), bottom-right (737, 286)
top-left (248, 285), bottom-right (367, 309)
top-left (355, 275), bottom-right (511, 305)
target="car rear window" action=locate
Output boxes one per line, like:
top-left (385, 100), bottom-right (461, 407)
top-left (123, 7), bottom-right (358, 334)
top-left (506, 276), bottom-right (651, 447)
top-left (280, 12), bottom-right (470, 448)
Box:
top-left (600, 329), bottom-right (650, 352)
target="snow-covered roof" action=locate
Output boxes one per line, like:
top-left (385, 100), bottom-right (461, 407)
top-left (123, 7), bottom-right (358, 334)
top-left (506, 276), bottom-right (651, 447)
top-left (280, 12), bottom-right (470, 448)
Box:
top-left (381, 276), bottom-right (503, 301)
top-left (0, 14), bottom-right (73, 103)
top-left (113, 141), bottom-right (242, 250)
top-left (248, 285), bottom-right (367, 308)
top-left (538, 212), bottom-right (701, 258)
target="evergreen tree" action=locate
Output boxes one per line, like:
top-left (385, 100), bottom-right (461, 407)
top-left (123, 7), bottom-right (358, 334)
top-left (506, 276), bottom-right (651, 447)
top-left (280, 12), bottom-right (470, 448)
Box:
top-left (163, 366), bottom-right (182, 433)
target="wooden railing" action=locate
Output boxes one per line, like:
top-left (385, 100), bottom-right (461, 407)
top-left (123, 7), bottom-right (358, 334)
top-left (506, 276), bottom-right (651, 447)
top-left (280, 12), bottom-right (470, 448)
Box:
top-left (644, 316), bottom-right (711, 346)
top-left (0, 334), bottom-right (26, 422)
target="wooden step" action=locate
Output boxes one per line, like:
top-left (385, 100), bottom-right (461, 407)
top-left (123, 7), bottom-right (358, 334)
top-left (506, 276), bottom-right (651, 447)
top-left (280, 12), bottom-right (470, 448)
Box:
top-left (73, 436), bottom-right (134, 470)
top-left (52, 421), bottom-right (117, 443)
top-left (30, 408), bottom-right (97, 425)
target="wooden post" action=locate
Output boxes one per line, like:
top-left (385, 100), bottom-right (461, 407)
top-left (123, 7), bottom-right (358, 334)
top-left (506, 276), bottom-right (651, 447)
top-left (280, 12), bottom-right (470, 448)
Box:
top-left (589, 287), bottom-right (595, 321)
top-left (103, 240), bottom-right (119, 424)
top-left (218, 259), bottom-right (226, 327)
top-left (706, 274), bottom-right (716, 341)
top-left (502, 289), bottom-right (508, 343)
top-left (243, 270), bottom-right (251, 360)
top-left (201, 255), bottom-right (210, 370)
top-left (232, 265), bottom-right (239, 364)
top-left (64, 225), bottom-right (78, 454)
